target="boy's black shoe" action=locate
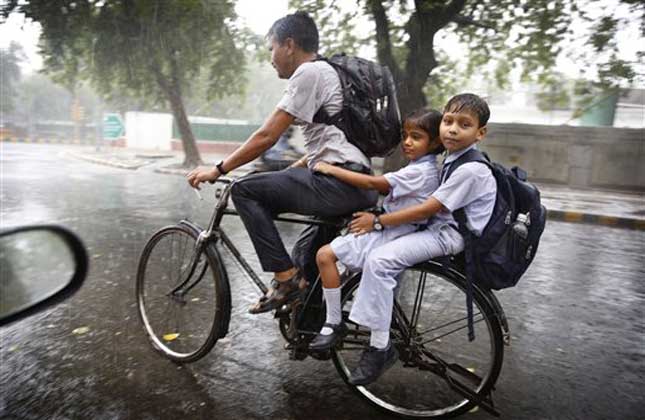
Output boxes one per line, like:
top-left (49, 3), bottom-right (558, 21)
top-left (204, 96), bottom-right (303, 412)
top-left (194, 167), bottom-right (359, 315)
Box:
top-left (309, 322), bottom-right (348, 351)
top-left (348, 343), bottom-right (398, 386)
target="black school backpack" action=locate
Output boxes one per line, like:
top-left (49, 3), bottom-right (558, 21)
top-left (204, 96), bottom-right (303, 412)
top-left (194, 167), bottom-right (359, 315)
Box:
top-left (444, 148), bottom-right (547, 340)
top-left (313, 54), bottom-right (401, 158)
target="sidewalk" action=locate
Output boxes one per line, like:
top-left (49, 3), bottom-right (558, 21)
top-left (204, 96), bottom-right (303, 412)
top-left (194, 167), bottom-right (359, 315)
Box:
top-left (68, 146), bottom-right (645, 231)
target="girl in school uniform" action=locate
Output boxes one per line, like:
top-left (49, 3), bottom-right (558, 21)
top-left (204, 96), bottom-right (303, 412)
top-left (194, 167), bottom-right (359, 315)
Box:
top-left (309, 109), bottom-right (462, 384)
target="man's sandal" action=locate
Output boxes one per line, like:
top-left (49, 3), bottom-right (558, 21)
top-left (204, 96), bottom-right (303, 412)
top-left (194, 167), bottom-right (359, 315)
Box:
top-left (248, 272), bottom-right (307, 314)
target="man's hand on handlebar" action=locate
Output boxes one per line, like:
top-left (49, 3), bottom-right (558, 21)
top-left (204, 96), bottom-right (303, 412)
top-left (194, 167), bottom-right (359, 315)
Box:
top-left (186, 166), bottom-right (220, 189)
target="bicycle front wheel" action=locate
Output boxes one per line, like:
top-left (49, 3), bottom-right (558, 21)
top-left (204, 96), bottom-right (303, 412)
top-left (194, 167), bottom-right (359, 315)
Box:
top-left (332, 265), bottom-right (504, 419)
top-left (136, 224), bottom-right (229, 363)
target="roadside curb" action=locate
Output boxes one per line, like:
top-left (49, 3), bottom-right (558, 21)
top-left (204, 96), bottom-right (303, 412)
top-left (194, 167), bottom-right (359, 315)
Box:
top-left (546, 209), bottom-right (645, 231)
top-left (69, 152), bottom-right (149, 170)
top-left (68, 152), bottom-right (645, 231)
top-left (1, 137), bottom-right (96, 146)
top-left (154, 165), bottom-right (645, 231)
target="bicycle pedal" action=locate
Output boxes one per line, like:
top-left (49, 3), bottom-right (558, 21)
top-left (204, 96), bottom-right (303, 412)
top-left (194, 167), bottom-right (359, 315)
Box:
top-left (289, 346), bottom-right (308, 361)
top-left (308, 348), bottom-right (332, 361)
top-left (273, 304), bottom-right (291, 318)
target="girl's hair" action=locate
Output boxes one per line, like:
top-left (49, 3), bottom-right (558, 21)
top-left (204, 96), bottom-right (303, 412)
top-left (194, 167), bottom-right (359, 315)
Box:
top-left (404, 109), bottom-right (445, 154)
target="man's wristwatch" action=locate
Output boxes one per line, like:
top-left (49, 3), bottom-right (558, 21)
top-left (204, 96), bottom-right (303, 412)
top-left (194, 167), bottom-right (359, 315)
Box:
top-left (215, 160), bottom-right (228, 176)
top-left (373, 215), bottom-right (384, 231)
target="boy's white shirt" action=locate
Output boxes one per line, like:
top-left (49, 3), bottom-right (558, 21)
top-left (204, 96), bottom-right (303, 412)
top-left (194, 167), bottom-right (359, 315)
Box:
top-left (432, 144), bottom-right (497, 236)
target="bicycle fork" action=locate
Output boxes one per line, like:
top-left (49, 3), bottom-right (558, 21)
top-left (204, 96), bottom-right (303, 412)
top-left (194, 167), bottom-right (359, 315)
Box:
top-left (168, 230), bottom-right (210, 299)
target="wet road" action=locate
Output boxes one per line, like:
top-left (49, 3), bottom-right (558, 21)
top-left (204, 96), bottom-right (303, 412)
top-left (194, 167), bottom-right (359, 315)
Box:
top-left (1, 143), bottom-right (644, 420)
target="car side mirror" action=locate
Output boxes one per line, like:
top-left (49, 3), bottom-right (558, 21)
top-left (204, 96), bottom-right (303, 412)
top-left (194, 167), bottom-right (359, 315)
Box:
top-left (0, 225), bottom-right (88, 326)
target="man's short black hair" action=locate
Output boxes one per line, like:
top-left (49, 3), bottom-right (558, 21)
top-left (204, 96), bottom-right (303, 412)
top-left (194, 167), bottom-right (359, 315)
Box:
top-left (404, 108), bottom-right (445, 154)
top-left (267, 11), bottom-right (319, 53)
top-left (444, 93), bottom-right (490, 127)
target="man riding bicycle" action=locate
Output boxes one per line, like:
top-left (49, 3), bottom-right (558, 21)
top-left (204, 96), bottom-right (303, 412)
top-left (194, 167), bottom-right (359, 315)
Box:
top-left (187, 11), bottom-right (377, 314)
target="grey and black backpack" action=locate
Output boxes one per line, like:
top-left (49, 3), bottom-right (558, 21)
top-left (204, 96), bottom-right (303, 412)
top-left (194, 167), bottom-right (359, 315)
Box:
top-left (313, 54), bottom-right (401, 158)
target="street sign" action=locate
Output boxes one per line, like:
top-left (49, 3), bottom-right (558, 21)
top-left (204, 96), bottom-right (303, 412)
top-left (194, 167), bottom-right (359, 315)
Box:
top-left (103, 113), bottom-right (124, 139)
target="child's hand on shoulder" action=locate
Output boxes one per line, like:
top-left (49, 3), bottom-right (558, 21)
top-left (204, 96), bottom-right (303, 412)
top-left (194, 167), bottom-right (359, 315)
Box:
top-left (313, 162), bottom-right (334, 174)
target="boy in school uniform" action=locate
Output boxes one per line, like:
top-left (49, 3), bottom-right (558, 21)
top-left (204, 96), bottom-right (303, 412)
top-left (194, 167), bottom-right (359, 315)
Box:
top-left (345, 93), bottom-right (497, 385)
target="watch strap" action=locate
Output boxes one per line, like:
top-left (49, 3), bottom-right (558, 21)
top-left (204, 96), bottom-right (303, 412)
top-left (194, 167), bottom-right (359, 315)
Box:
top-left (216, 160), bottom-right (228, 176)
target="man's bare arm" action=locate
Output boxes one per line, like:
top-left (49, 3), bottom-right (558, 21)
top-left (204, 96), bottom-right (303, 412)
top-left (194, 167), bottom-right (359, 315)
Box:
top-left (220, 109), bottom-right (295, 172)
top-left (187, 109), bottom-right (294, 188)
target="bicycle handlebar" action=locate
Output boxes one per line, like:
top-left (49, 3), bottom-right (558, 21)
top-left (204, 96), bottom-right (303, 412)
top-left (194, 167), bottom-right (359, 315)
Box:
top-left (214, 176), bottom-right (235, 185)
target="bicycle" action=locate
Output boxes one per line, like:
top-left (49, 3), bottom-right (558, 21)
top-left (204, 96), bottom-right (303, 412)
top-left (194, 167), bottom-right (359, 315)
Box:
top-left (135, 176), bottom-right (511, 419)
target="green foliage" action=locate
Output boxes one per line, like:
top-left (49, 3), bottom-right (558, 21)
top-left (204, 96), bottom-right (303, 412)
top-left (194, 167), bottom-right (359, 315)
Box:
top-left (534, 73), bottom-right (571, 111)
top-left (289, 0), bottom-right (369, 56)
top-left (3, 0), bottom-right (248, 111)
top-left (423, 54), bottom-right (468, 111)
top-left (286, 0), bottom-right (642, 114)
top-left (185, 55), bottom-right (287, 123)
top-left (0, 42), bottom-right (25, 115)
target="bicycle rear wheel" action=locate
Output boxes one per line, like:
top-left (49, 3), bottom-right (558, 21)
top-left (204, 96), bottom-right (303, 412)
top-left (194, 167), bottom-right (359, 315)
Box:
top-left (136, 224), bottom-right (229, 362)
top-left (332, 264), bottom-right (504, 419)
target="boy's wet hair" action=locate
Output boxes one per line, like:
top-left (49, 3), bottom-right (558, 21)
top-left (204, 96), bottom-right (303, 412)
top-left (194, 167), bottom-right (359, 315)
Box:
top-left (404, 109), bottom-right (445, 154)
top-left (444, 93), bottom-right (490, 127)
top-left (267, 11), bottom-right (319, 53)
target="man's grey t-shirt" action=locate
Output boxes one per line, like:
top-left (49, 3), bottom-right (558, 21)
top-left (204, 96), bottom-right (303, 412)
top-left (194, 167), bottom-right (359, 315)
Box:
top-left (276, 61), bottom-right (370, 169)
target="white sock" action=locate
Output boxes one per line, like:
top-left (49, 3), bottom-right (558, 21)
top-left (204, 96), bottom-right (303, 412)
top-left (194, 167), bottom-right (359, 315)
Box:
top-left (370, 330), bottom-right (390, 349)
top-left (320, 287), bottom-right (342, 335)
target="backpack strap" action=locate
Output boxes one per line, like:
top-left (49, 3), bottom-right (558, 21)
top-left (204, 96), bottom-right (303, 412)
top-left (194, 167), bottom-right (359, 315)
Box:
top-left (312, 55), bottom-right (344, 126)
top-left (442, 148), bottom-right (492, 342)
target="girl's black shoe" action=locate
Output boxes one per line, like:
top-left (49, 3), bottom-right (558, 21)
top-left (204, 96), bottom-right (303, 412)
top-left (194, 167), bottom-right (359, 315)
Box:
top-left (309, 322), bottom-right (348, 351)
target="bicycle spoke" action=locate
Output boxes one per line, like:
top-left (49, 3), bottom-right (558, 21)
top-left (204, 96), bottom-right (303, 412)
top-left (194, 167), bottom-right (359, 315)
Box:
top-left (409, 270), bottom-right (427, 331)
top-left (332, 268), bottom-right (503, 419)
top-left (418, 313), bottom-right (486, 346)
top-left (137, 226), bottom-right (224, 362)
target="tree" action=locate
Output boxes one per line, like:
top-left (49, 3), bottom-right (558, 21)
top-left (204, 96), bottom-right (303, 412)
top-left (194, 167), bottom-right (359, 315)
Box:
top-left (0, 42), bottom-right (25, 117)
top-left (1, 0), bottom-right (249, 167)
top-left (184, 55), bottom-right (287, 123)
top-left (290, 0), bottom-right (644, 170)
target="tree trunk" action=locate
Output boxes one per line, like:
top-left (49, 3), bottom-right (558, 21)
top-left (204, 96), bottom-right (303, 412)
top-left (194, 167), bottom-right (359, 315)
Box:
top-left (374, 0), bottom-right (465, 174)
top-left (167, 83), bottom-right (203, 167)
top-left (152, 59), bottom-right (203, 168)
top-left (382, 79), bottom-right (430, 173)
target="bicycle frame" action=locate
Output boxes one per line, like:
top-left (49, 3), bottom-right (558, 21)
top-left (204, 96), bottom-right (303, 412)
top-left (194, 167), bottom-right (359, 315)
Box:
top-left (163, 176), bottom-right (508, 417)
top-left (180, 176), bottom-right (342, 299)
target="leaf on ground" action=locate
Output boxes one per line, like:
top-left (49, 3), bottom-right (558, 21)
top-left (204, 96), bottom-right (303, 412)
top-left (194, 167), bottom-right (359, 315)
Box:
top-left (163, 333), bottom-right (180, 341)
top-left (72, 326), bottom-right (90, 335)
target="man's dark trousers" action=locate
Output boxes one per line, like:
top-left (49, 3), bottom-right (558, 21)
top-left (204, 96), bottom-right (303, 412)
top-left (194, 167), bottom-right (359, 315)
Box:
top-left (230, 167), bottom-right (378, 277)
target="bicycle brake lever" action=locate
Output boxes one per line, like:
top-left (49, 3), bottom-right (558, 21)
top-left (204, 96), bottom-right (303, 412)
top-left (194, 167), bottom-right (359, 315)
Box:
top-left (192, 187), bottom-right (203, 201)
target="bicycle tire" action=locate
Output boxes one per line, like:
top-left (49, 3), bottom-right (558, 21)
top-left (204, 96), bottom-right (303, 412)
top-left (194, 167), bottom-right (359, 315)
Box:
top-left (136, 224), bottom-right (230, 363)
top-left (332, 263), bottom-right (504, 419)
